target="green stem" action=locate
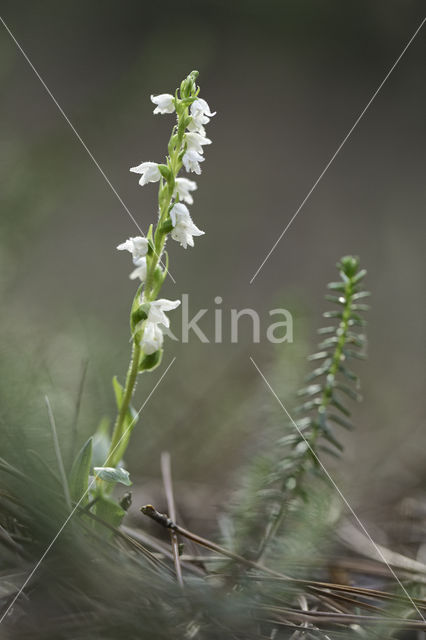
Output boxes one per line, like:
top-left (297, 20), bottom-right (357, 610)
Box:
top-left (107, 340), bottom-right (141, 468)
top-left (316, 278), bottom-right (354, 427)
top-left (105, 89), bottom-right (191, 472)
top-left (145, 119), bottom-right (185, 297)
top-left (257, 278), bottom-right (355, 561)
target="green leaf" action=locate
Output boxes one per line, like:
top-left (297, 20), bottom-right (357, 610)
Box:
top-left (346, 333), bottom-right (366, 348)
top-left (294, 398), bottom-right (322, 413)
top-left (94, 466), bottom-right (132, 486)
top-left (112, 376), bottom-right (124, 409)
top-left (328, 413), bottom-right (354, 430)
top-left (131, 307), bottom-right (148, 329)
top-left (158, 163), bottom-right (172, 182)
top-left (352, 291), bottom-right (371, 300)
top-left (318, 336), bottom-right (339, 349)
top-left (306, 362), bottom-right (331, 381)
top-left (297, 383), bottom-right (322, 398)
top-left (159, 220), bottom-right (173, 234)
top-left (307, 350), bottom-right (331, 361)
top-left (352, 268), bottom-right (367, 283)
top-left (130, 283), bottom-right (144, 333)
top-left (352, 303), bottom-right (370, 311)
top-left (318, 444), bottom-right (341, 458)
top-left (338, 365), bottom-right (359, 384)
top-left (277, 434), bottom-right (300, 447)
top-left (348, 315), bottom-right (367, 327)
top-left (317, 326), bottom-right (335, 335)
top-left (331, 396), bottom-right (351, 416)
top-left (325, 294), bottom-right (345, 305)
top-left (338, 255), bottom-right (360, 278)
top-left (146, 223), bottom-right (154, 244)
top-left (327, 281), bottom-right (346, 291)
top-left (334, 383), bottom-right (362, 402)
top-left (343, 348), bottom-right (367, 361)
top-left (321, 425), bottom-right (344, 452)
top-left (139, 349), bottom-right (163, 372)
top-left (69, 438), bottom-right (93, 504)
top-left (94, 495), bottom-right (126, 531)
top-left (92, 417), bottom-right (111, 468)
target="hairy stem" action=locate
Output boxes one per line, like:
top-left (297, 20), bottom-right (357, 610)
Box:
top-left (107, 340), bottom-right (141, 468)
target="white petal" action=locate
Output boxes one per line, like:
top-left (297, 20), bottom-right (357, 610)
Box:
top-left (170, 202), bottom-right (190, 226)
top-left (117, 236), bottom-right (148, 263)
top-left (191, 98), bottom-right (216, 118)
top-left (129, 259), bottom-right (147, 281)
top-left (117, 239), bottom-right (133, 252)
top-left (129, 161), bottom-right (156, 174)
top-left (129, 162), bottom-right (161, 186)
top-left (156, 299), bottom-right (181, 312)
top-left (185, 131), bottom-right (212, 154)
top-left (176, 177), bottom-right (197, 190)
top-left (141, 322), bottom-right (163, 355)
top-left (174, 177), bottom-right (197, 204)
top-left (150, 93), bottom-right (175, 114)
top-left (182, 150), bottom-right (204, 174)
top-left (187, 120), bottom-right (206, 136)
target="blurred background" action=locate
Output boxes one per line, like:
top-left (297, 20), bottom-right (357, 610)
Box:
top-left (0, 0), bottom-right (425, 536)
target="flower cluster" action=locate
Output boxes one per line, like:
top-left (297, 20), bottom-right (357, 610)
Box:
top-left (116, 71), bottom-right (215, 357)
top-left (128, 94), bottom-right (214, 251)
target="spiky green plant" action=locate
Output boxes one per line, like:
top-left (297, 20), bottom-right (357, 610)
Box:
top-left (281, 255), bottom-right (369, 490)
top-left (233, 256), bottom-right (369, 560)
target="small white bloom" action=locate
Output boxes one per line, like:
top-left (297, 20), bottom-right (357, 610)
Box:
top-left (185, 131), bottom-right (212, 155)
top-left (129, 257), bottom-right (147, 281)
top-left (171, 222), bottom-right (204, 249)
top-left (147, 298), bottom-right (181, 328)
top-left (187, 98), bottom-right (216, 133)
top-left (170, 203), bottom-right (205, 249)
top-left (170, 202), bottom-right (191, 226)
top-left (182, 149), bottom-right (204, 175)
top-left (191, 98), bottom-right (216, 119)
top-left (117, 236), bottom-right (149, 263)
top-left (173, 177), bottom-right (197, 205)
top-left (141, 321), bottom-right (164, 355)
top-left (130, 161), bottom-right (161, 186)
top-left (150, 93), bottom-right (175, 115)
top-left (187, 121), bottom-right (206, 137)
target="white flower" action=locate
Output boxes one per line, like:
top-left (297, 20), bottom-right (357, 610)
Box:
top-left (129, 257), bottom-right (147, 281)
top-left (130, 161), bottom-right (161, 186)
top-left (117, 236), bottom-right (149, 263)
top-left (185, 131), bottom-right (212, 155)
top-left (192, 98), bottom-right (216, 119)
top-left (170, 203), bottom-right (205, 249)
top-left (170, 202), bottom-right (190, 226)
top-left (187, 121), bottom-right (206, 137)
top-left (173, 177), bottom-right (197, 204)
top-left (187, 98), bottom-right (216, 133)
top-left (147, 298), bottom-right (181, 328)
top-left (150, 93), bottom-right (175, 115)
top-left (141, 321), bottom-right (164, 355)
top-left (182, 149), bottom-right (204, 175)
